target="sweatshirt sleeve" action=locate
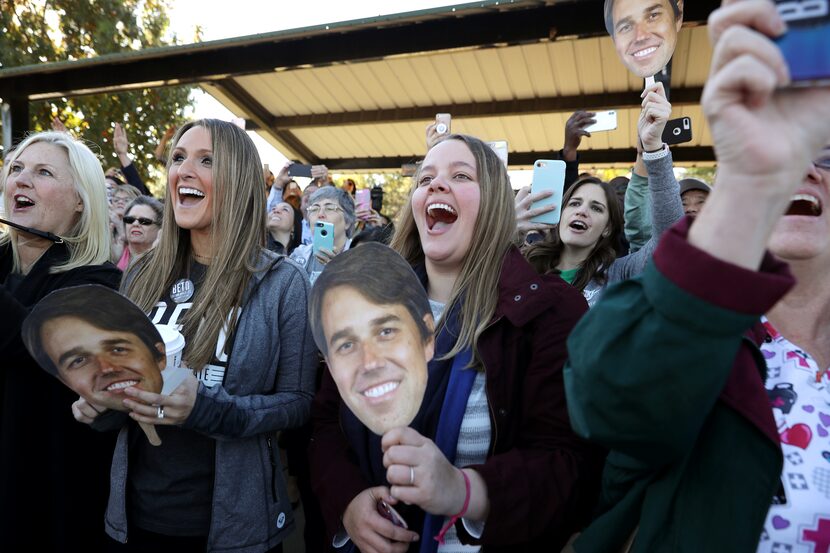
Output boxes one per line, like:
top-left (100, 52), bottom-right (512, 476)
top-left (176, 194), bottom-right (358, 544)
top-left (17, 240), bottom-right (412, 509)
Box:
top-left (565, 219), bottom-right (793, 467)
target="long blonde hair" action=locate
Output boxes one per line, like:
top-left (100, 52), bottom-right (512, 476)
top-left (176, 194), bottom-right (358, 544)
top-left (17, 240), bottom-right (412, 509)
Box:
top-left (390, 134), bottom-right (516, 364)
top-left (123, 119), bottom-right (266, 371)
top-left (0, 131), bottom-right (110, 274)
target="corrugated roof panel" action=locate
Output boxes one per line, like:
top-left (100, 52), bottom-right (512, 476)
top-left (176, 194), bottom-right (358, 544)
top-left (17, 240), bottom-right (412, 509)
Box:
top-left (385, 58), bottom-right (435, 107)
top-left (348, 125), bottom-right (388, 157)
top-left (548, 41), bottom-right (581, 96)
top-left (426, 53), bottom-right (473, 104)
top-left (367, 60), bottom-right (415, 108)
top-left (291, 128), bottom-right (339, 159)
top-left (573, 38), bottom-right (605, 95)
top-left (498, 47), bottom-right (535, 99)
top-left (520, 43), bottom-right (557, 97)
top-left (292, 69), bottom-right (347, 113)
top-left (451, 50), bottom-right (494, 102)
top-left (243, 74), bottom-right (302, 116)
top-left (510, 116), bottom-right (533, 153)
top-left (407, 56), bottom-right (453, 106)
top-left (318, 65), bottom-right (378, 112)
top-left (597, 37), bottom-right (632, 93)
top-left (519, 114), bottom-right (548, 153)
top-left (346, 62), bottom-right (398, 110)
top-left (371, 123), bottom-right (408, 156)
top-left (270, 71), bottom-right (331, 115)
top-left (675, 27), bottom-right (711, 87)
top-left (474, 49), bottom-right (513, 101)
top-left (481, 117), bottom-right (512, 146)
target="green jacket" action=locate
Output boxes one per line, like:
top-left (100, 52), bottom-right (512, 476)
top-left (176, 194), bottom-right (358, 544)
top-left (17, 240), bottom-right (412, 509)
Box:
top-left (564, 219), bottom-right (794, 553)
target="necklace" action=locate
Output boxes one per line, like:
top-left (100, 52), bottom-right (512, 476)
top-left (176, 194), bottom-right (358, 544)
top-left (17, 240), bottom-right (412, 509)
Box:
top-left (192, 252), bottom-right (215, 262)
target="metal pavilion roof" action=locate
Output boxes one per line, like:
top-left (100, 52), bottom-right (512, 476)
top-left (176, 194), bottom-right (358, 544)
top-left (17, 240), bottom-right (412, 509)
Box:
top-left (0, 0), bottom-right (720, 169)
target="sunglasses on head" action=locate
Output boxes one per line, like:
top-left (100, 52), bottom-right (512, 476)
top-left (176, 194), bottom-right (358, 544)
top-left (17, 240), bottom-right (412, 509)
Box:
top-left (123, 216), bottom-right (158, 226)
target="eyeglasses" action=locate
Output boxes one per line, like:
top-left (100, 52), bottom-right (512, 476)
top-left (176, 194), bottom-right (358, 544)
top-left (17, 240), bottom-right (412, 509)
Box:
top-left (307, 204), bottom-right (343, 215)
top-left (123, 216), bottom-right (159, 226)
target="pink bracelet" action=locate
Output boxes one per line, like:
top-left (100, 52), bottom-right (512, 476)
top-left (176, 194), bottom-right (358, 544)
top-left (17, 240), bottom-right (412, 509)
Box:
top-left (434, 469), bottom-right (471, 545)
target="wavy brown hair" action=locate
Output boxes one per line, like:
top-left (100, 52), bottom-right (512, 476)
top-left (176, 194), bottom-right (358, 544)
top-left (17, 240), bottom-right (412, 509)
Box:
top-left (122, 119), bottom-right (266, 371)
top-left (390, 134), bottom-right (515, 365)
top-left (524, 177), bottom-right (623, 292)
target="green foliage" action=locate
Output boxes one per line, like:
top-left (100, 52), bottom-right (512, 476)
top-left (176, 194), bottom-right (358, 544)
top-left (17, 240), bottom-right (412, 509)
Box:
top-left (0, 0), bottom-right (193, 194)
top-left (332, 172), bottom-right (414, 222)
top-left (677, 166), bottom-right (717, 185)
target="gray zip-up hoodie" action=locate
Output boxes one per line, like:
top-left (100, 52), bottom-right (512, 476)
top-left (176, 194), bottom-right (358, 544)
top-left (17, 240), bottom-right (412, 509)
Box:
top-left (103, 251), bottom-right (317, 552)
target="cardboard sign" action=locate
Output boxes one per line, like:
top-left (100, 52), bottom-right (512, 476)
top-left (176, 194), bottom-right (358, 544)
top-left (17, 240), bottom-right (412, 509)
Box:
top-left (22, 285), bottom-right (188, 445)
top-left (308, 243), bottom-right (435, 436)
top-left (605, 0), bottom-right (684, 79)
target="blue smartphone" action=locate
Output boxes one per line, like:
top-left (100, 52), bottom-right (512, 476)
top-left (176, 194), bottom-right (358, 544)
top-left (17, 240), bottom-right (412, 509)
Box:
top-left (775, 0), bottom-right (830, 85)
top-left (530, 160), bottom-right (566, 226)
top-left (313, 221), bottom-right (334, 254)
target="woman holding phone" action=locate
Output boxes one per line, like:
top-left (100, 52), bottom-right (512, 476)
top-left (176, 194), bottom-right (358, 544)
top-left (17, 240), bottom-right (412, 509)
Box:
top-left (522, 82), bottom-right (683, 306)
top-left (74, 119), bottom-right (317, 552)
top-left (290, 186), bottom-right (355, 283)
top-left (309, 134), bottom-right (602, 553)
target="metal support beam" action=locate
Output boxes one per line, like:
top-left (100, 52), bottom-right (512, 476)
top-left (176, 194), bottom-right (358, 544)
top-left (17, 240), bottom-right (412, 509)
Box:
top-left (319, 146), bottom-right (716, 170)
top-left (243, 88), bottom-right (704, 130)
top-left (213, 79), bottom-right (319, 163)
top-left (1, 97), bottom-right (28, 154)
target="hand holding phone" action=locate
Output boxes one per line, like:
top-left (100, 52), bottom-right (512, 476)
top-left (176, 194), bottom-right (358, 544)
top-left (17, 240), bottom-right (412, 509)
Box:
top-left (313, 221), bottom-right (335, 255)
top-left (288, 163), bottom-right (313, 178)
top-left (376, 500), bottom-right (408, 529)
top-left (661, 117), bottom-right (692, 145)
top-left (530, 160), bottom-right (567, 226)
top-left (435, 113), bottom-right (451, 135)
top-left (584, 110), bottom-right (617, 134)
top-left (356, 189), bottom-right (371, 216)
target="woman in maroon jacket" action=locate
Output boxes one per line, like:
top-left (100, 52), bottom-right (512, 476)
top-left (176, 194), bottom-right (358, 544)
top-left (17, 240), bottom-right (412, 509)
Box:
top-left (309, 134), bottom-right (602, 553)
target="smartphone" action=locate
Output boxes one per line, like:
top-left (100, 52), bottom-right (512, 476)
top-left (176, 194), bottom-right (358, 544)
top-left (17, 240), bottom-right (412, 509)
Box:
top-left (530, 160), bottom-right (567, 226)
top-left (775, 0), bottom-right (830, 85)
top-left (312, 221), bottom-right (334, 254)
top-left (288, 163), bottom-right (313, 178)
top-left (584, 110), bottom-right (617, 133)
top-left (486, 140), bottom-right (509, 168)
top-left (662, 116), bottom-right (693, 145)
top-left (370, 185), bottom-right (384, 213)
top-left (435, 113), bottom-right (451, 135)
top-left (376, 500), bottom-right (408, 529)
top-left (356, 189), bottom-right (371, 215)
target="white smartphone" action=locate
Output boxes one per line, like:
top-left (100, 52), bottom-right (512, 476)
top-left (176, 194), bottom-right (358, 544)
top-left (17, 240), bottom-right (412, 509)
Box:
top-left (585, 110), bottom-right (618, 133)
top-left (486, 140), bottom-right (508, 168)
top-left (435, 113), bottom-right (451, 135)
top-left (530, 160), bottom-right (567, 226)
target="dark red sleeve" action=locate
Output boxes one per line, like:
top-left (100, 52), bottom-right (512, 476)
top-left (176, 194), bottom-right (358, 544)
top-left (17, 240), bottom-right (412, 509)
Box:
top-left (308, 367), bottom-right (371, 539)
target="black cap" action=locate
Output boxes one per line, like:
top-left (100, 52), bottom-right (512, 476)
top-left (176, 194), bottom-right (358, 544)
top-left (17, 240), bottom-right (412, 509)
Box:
top-left (679, 178), bottom-right (711, 196)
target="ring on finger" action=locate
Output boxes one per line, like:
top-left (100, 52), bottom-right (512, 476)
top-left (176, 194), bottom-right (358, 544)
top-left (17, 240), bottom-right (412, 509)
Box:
top-left (157, 405), bottom-right (165, 419)
top-left (409, 466), bottom-right (415, 486)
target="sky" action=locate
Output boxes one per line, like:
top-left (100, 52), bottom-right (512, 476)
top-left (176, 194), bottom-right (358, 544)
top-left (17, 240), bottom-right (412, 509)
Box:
top-left (167, 0), bottom-right (460, 172)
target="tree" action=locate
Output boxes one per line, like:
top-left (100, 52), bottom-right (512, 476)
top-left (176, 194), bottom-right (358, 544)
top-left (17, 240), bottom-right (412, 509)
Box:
top-left (0, 0), bottom-right (194, 195)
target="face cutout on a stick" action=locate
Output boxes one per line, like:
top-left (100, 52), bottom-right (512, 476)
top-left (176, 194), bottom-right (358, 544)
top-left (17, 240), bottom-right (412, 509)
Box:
top-left (309, 243), bottom-right (435, 436)
top-left (605, 0), bottom-right (684, 79)
top-left (22, 285), bottom-right (166, 412)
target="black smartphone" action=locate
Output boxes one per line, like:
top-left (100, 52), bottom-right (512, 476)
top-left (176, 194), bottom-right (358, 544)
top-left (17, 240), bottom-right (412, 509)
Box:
top-left (370, 185), bottom-right (384, 213)
top-left (288, 163), bottom-right (313, 178)
top-left (774, 0), bottom-right (830, 85)
top-left (376, 500), bottom-right (408, 529)
top-left (662, 117), bottom-right (692, 145)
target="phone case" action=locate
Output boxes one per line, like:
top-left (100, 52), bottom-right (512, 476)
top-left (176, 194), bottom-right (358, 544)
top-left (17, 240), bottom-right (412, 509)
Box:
top-left (356, 189), bottom-right (371, 212)
top-left (313, 221), bottom-right (335, 254)
top-left (530, 160), bottom-right (567, 226)
top-left (288, 164), bottom-right (313, 178)
top-left (662, 117), bottom-right (693, 145)
top-left (774, 0), bottom-right (830, 85)
top-left (585, 110), bottom-right (618, 133)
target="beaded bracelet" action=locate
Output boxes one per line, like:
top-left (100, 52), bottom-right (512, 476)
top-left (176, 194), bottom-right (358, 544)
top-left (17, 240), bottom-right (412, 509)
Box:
top-left (434, 468), bottom-right (471, 545)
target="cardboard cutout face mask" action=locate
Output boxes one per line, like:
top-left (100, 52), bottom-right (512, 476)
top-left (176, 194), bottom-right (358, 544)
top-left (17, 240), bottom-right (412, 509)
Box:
top-left (309, 243), bottom-right (435, 436)
top-left (22, 285), bottom-right (166, 412)
top-left (606, 0), bottom-right (684, 79)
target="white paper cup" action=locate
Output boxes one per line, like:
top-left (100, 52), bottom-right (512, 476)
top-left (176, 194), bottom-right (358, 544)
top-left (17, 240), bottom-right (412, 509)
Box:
top-left (154, 324), bottom-right (185, 370)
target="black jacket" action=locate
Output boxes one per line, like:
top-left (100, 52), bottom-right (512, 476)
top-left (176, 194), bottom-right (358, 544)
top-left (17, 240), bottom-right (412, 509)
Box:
top-left (0, 242), bottom-right (121, 550)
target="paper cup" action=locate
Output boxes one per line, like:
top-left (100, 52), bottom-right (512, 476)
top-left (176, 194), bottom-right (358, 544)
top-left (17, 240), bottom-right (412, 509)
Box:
top-left (154, 324), bottom-right (185, 370)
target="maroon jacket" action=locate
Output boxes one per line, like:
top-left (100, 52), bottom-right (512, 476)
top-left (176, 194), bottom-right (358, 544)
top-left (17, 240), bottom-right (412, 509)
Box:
top-left (308, 247), bottom-right (603, 551)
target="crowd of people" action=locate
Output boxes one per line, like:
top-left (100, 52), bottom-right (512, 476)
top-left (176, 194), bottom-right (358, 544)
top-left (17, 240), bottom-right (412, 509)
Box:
top-left (1, 1), bottom-right (829, 552)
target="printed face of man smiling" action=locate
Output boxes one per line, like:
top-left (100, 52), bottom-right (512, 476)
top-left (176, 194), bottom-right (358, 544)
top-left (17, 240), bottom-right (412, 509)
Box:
top-left (611, 0), bottom-right (683, 78)
top-left (321, 285), bottom-right (434, 436)
top-left (41, 316), bottom-right (165, 411)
